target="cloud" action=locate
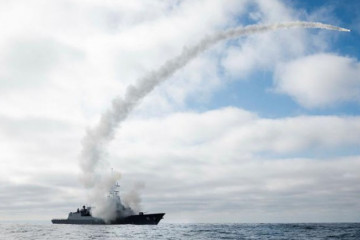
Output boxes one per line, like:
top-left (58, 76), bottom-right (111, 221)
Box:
top-left (1, 107), bottom-right (359, 222)
top-left (220, 0), bottom-right (312, 79)
top-left (155, 156), bottom-right (360, 223)
top-left (106, 108), bottom-right (360, 223)
top-left (274, 53), bottom-right (360, 108)
top-left (107, 107), bottom-right (360, 222)
top-left (110, 108), bottom-right (360, 163)
top-left (0, 0), bottom-right (250, 121)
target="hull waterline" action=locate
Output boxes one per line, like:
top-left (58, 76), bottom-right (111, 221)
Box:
top-left (52, 213), bottom-right (165, 225)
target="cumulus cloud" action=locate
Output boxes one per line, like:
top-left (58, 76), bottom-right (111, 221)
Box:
top-left (1, 106), bottom-right (359, 222)
top-left (152, 156), bottom-right (360, 223)
top-left (0, 0), bottom-right (250, 121)
top-left (221, 0), bottom-right (311, 79)
top-left (107, 107), bottom-right (360, 222)
top-left (111, 108), bottom-right (360, 162)
top-left (274, 53), bottom-right (360, 108)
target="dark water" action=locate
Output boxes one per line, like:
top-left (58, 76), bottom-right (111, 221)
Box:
top-left (0, 223), bottom-right (359, 240)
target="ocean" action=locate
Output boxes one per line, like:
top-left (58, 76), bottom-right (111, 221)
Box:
top-left (0, 222), bottom-right (359, 239)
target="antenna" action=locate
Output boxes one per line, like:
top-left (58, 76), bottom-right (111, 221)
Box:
top-left (108, 168), bottom-right (121, 198)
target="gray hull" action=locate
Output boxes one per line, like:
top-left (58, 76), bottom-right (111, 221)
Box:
top-left (52, 213), bottom-right (165, 225)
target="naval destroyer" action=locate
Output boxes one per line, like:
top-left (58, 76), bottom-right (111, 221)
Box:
top-left (51, 182), bottom-right (165, 225)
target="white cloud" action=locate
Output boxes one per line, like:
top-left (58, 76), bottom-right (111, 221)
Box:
top-left (107, 107), bottom-right (360, 222)
top-left (274, 53), bottom-right (360, 108)
top-left (221, 28), bottom-right (310, 78)
top-left (220, 0), bottom-right (346, 85)
top-left (0, 0), bottom-right (250, 121)
top-left (1, 107), bottom-right (359, 222)
top-left (110, 108), bottom-right (360, 164)
top-left (220, 0), bottom-right (313, 79)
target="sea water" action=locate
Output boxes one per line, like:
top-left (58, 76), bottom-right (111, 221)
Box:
top-left (0, 222), bottom-right (359, 239)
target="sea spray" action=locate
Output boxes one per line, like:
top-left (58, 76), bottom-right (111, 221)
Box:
top-left (79, 21), bottom-right (350, 221)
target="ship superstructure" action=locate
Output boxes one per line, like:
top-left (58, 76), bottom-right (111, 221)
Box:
top-left (51, 182), bottom-right (165, 225)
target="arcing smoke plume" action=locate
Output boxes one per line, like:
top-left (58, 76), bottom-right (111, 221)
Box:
top-left (79, 21), bottom-right (350, 221)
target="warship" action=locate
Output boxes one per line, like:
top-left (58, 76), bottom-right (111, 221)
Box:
top-left (51, 182), bottom-right (165, 225)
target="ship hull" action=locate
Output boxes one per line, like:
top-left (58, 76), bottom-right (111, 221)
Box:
top-left (51, 213), bottom-right (165, 225)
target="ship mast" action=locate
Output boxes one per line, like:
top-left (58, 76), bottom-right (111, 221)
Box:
top-left (108, 168), bottom-right (121, 198)
top-left (108, 181), bottom-right (120, 197)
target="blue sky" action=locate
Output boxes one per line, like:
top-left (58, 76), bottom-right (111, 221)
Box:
top-left (199, 1), bottom-right (360, 118)
top-left (0, 0), bottom-right (359, 223)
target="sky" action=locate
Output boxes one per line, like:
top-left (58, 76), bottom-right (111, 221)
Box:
top-left (0, 0), bottom-right (359, 223)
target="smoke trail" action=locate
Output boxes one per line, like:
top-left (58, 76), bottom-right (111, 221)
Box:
top-left (79, 21), bottom-right (349, 221)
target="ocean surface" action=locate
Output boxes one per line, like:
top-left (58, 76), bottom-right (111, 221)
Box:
top-left (0, 222), bottom-right (359, 240)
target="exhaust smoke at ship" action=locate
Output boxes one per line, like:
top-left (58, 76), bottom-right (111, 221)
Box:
top-left (79, 21), bottom-right (349, 221)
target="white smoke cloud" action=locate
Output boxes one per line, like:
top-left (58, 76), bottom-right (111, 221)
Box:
top-left (122, 182), bottom-right (145, 213)
top-left (79, 22), bottom-right (349, 221)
